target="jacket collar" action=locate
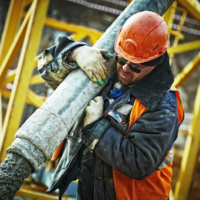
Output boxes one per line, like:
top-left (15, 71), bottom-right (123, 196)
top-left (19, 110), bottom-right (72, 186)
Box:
top-left (130, 52), bottom-right (174, 111)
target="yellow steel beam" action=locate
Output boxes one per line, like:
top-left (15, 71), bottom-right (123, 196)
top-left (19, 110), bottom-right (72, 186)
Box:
top-left (20, 185), bottom-right (69, 197)
top-left (20, 185), bottom-right (47, 193)
top-left (165, 1), bottom-right (177, 38)
top-left (1, 89), bottom-right (46, 107)
top-left (1, 89), bottom-right (31, 105)
top-left (173, 52), bottom-right (200, 88)
top-left (2, 65), bottom-right (41, 87)
top-left (168, 40), bottom-right (200, 54)
top-left (16, 188), bottom-right (69, 200)
top-left (174, 81), bottom-right (200, 200)
top-left (0, 0), bottom-right (26, 65)
top-left (23, 11), bottom-right (103, 39)
top-left (163, 3), bottom-right (173, 26)
top-left (30, 74), bottom-right (46, 85)
top-left (25, 0), bottom-right (34, 7)
top-left (2, 70), bottom-right (17, 85)
top-left (23, 11), bottom-right (103, 44)
top-left (33, 55), bottom-right (41, 69)
top-left (178, 130), bottom-right (188, 136)
top-left (170, 190), bottom-right (174, 200)
top-left (0, 90), bottom-right (2, 133)
top-left (24, 177), bottom-right (47, 186)
top-left (163, 12), bottom-right (171, 26)
top-left (70, 33), bottom-right (87, 42)
top-left (0, 0), bottom-right (49, 162)
top-left (2, 56), bottom-right (40, 86)
top-left (44, 17), bottom-right (103, 39)
top-left (26, 90), bottom-right (46, 108)
top-left (176, 0), bottom-right (200, 23)
top-left (169, 9), bottom-right (187, 64)
top-left (163, 1), bottom-right (177, 39)
top-left (169, 30), bottom-right (184, 40)
top-left (0, 4), bottom-right (33, 86)
top-left (173, 10), bottom-right (187, 45)
top-left (1, 90), bottom-right (12, 100)
top-left (88, 35), bottom-right (101, 45)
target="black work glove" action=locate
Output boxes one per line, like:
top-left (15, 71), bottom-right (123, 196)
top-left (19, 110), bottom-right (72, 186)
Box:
top-left (82, 117), bottom-right (111, 148)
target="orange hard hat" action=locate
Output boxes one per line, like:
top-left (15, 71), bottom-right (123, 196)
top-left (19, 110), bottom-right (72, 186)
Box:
top-left (114, 11), bottom-right (169, 63)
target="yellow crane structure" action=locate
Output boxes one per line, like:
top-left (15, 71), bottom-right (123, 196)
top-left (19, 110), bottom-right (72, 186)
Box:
top-left (0, 0), bottom-right (200, 199)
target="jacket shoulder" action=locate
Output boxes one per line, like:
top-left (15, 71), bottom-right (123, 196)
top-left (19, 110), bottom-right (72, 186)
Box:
top-left (156, 90), bottom-right (177, 112)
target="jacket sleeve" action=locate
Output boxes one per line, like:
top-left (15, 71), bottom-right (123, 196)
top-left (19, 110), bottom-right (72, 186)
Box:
top-left (38, 36), bottom-right (87, 89)
top-left (93, 91), bottom-right (179, 180)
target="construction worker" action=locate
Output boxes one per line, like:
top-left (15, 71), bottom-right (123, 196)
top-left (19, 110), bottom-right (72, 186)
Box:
top-left (39, 11), bottom-right (184, 200)
top-left (0, 11), bottom-right (184, 200)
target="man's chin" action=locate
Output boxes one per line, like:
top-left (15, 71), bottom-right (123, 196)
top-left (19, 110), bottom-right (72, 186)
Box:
top-left (118, 79), bottom-right (130, 87)
top-left (118, 79), bottom-right (137, 87)
top-left (117, 73), bottom-right (135, 86)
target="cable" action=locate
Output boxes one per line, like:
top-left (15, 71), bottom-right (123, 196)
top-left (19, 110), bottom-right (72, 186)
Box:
top-left (103, 0), bottom-right (129, 7)
top-left (66, 0), bottom-right (122, 15)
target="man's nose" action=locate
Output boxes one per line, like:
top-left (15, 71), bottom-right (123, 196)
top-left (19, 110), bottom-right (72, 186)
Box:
top-left (122, 63), bottom-right (132, 72)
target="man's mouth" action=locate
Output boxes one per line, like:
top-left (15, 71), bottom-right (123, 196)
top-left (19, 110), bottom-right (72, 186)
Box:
top-left (121, 72), bottom-right (128, 78)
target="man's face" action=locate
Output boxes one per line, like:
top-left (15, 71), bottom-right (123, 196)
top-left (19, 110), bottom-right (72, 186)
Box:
top-left (116, 58), bottom-right (155, 86)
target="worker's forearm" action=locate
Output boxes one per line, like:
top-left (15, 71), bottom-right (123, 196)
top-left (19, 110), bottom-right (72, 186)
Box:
top-left (67, 46), bottom-right (80, 62)
top-left (0, 152), bottom-right (32, 200)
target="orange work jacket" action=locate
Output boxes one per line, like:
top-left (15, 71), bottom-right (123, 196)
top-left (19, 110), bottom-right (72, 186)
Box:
top-left (113, 88), bottom-right (184, 200)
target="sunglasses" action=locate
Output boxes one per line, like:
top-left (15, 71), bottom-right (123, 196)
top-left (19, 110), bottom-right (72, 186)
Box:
top-left (115, 54), bottom-right (147, 73)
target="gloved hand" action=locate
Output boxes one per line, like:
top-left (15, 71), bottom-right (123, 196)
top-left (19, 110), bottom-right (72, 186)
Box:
top-left (84, 96), bottom-right (104, 126)
top-left (72, 46), bottom-right (113, 85)
top-left (38, 36), bottom-right (86, 90)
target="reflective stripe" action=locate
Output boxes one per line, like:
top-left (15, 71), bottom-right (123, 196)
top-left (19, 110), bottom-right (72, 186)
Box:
top-left (170, 87), bottom-right (184, 125)
top-left (126, 98), bottom-right (146, 138)
top-left (158, 150), bottom-right (174, 170)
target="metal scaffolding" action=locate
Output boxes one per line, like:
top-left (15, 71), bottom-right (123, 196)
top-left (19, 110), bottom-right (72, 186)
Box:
top-left (163, 1), bottom-right (200, 200)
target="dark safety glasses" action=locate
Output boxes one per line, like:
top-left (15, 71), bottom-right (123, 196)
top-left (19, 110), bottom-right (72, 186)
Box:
top-left (115, 54), bottom-right (147, 73)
